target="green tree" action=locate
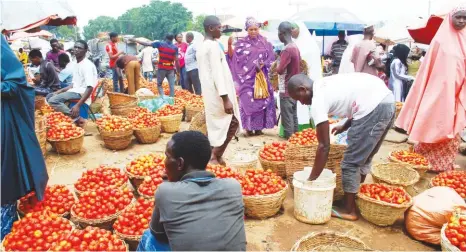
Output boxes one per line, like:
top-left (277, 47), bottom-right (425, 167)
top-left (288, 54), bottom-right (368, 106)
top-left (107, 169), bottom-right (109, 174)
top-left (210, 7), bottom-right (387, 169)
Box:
top-left (83, 16), bottom-right (118, 40)
top-left (187, 15), bottom-right (206, 34)
top-left (118, 7), bottom-right (142, 36)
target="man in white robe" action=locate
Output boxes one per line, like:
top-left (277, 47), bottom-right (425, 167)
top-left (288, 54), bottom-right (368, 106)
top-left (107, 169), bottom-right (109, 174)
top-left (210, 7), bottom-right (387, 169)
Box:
top-left (197, 16), bottom-right (241, 165)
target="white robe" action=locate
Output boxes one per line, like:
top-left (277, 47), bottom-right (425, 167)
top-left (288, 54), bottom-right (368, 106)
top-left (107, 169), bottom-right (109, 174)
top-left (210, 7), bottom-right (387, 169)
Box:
top-left (197, 39), bottom-right (241, 147)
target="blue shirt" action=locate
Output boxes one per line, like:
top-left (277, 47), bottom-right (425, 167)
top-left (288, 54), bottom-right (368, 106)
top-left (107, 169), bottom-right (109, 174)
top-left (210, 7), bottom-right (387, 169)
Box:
top-left (58, 63), bottom-right (74, 85)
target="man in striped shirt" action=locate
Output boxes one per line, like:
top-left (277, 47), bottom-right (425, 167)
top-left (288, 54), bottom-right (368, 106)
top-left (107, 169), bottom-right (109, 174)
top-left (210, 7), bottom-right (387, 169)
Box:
top-left (330, 31), bottom-right (348, 74)
top-left (130, 34), bottom-right (180, 97)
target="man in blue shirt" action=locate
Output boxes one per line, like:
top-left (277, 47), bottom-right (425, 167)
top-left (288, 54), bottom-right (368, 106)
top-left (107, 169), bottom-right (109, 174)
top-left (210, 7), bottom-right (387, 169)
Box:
top-left (58, 53), bottom-right (73, 88)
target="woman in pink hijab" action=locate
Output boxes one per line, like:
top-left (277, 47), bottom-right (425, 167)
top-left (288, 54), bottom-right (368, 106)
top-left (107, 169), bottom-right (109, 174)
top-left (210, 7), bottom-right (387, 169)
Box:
top-left (396, 6), bottom-right (466, 172)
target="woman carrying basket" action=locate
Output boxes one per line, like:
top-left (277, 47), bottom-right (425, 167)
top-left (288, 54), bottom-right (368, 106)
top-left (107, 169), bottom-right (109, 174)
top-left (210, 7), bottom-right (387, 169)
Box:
top-left (228, 17), bottom-right (276, 136)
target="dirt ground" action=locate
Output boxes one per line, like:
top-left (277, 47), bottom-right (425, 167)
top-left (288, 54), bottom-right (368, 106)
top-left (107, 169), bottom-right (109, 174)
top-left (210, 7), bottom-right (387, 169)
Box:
top-left (44, 121), bottom-right (466, 251)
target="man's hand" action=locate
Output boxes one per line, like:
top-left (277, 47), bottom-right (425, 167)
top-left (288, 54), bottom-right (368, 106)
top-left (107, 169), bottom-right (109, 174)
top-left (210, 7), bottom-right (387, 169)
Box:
top-left (331, 125), bottom-right (345, 135)
top-left (70, 105), bottom-right (80, 118)
top-left (223, 97), bottom-right (234, 114)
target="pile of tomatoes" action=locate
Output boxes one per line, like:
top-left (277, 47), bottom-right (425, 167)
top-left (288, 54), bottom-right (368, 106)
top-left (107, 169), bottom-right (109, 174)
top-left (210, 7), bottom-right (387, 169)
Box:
top-left (359, 184), bottom-right (411, 204)
top-left (3, 212), bottom-right (73, 251)
top-left (128, 107), bottom-right (151, 119)
top-left (444, 213), bottom-right (466, 251)
top-left (126, 154), bottom-right (165, 177)
top-left (390, 149), bottom-right (429, 167)
top-left (138, 175), bottom-right (164, 197)
top-left (96, 115), bottom-right (132, 132)
top-left (46, 112), bottom-right (72, 127)
top-left (155, 104), bottom-right (183, 117)
top-left (259, 142), bottom-right (287, 162)
top-left (288, 128), bottom-right (318, 146)
top-left (432, 171), bottom-right (466, 198)
top-left (72, 187), bottom-right (133, 219)
top-left (49, 226), bottom-right (127, 251)
top-left (41, 104), bottom-right (54, 114)
top-left (188, 95), bottom-right (204, 108)
top-left (18, 185), bottom-right (76, 216)
top-left (240, 169), bottom-right (287, 196)
top-left (74, 166), bottom-right (128, 193)
top-left (207, 164), bottom-right (243, 180)
top-left (113, 198), bottom-right (154, 237)
top-left (47, 122), bottom-right (84, 141)
top-left (132, 113), bottom-right (161, 129)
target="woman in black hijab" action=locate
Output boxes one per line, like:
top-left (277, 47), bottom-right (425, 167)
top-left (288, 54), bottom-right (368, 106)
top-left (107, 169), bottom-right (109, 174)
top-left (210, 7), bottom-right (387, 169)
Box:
top-left (389, 44), bottom-right (414, 101)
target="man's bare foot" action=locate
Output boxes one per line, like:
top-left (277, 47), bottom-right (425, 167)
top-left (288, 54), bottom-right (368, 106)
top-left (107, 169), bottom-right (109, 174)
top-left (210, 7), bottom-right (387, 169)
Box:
top-left (255, 130), bottom-right (264, 136)
top-left (331, 207), bottom-right (358, 221)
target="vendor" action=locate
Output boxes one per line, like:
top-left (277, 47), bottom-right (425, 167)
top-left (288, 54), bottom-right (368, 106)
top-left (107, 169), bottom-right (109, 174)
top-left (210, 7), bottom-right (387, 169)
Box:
top-left (28, 49), bottom-right (61, 96)
top-left (288, 72), bottom-right (395, 221)
top-left (138, 131), bottom-right (246, 251)
top-left (116, 55), bottom-right (141, 95)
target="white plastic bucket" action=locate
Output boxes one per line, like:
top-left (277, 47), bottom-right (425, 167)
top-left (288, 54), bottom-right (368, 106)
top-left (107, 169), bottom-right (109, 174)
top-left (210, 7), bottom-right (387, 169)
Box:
top-left (293, 168), bottom-right (336, 224)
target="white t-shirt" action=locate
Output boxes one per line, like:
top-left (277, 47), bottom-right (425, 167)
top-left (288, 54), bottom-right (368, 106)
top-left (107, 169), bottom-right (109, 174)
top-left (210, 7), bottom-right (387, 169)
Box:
top-left (68, 58), bottom-right (98, 105)
top-left (311, 73), bottom-right (392, 126)
top-left (138, 47), bottom-right (154, 72)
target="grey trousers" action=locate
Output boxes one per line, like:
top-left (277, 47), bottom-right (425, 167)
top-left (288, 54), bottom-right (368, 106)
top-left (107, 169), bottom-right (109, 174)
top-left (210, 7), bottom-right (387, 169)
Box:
top-left (47, 92), bottom-right (82, 116)
top-left (280, 96), bottom-right (298, 139)
top-left (186, 69), bottom-right (202, 95)
top-left (341, 94), bottom-right (395, 193)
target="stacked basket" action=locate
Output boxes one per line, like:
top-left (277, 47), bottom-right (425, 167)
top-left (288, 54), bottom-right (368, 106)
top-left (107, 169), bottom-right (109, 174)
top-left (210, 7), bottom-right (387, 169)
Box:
top-left (291, 232), bottom-right (370, 251)
top-left (185, 103), bottom-right (204, 122)
top-left (100, 128), bottom-right (133, 150)
top-left (132, 114), bottom-right (161, 144)
top-left (108, 92), bottom-right (138, 117)
top-left (189, 111), bottom-right (208, 136)
top-left (159, 114), bottom-right (183, 133)
top-left (35, 113), bottom-right (47, 156)
top-left (48, 134), bottom-right (84, 155)
top-left (371, 163), bottom-right (420, 196)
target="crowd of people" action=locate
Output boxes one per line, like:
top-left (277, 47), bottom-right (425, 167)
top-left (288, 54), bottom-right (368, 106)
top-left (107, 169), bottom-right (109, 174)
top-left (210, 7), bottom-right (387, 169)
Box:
top-left (1, 4), bottom-right (465, 250)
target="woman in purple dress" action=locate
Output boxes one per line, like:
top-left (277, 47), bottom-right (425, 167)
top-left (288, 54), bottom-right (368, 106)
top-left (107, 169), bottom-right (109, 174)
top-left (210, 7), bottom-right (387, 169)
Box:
top-left (228, 17), bottom-right (276, 136)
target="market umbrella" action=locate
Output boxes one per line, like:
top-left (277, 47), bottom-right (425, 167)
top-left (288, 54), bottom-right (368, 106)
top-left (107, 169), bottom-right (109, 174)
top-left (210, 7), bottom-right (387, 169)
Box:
top-left (222, 16), bottom-right (246, 33)
top-left (408, 16), bottom-right (444, 45)
top-left (8, 30), bottom-right (53, 41)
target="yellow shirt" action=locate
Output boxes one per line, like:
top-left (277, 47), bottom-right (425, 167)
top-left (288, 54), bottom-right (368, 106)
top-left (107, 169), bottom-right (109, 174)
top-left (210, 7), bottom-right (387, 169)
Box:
top-left (408, 60), bottom-right (420, 77)
top-left (19, 52), bottom-right (28, 64)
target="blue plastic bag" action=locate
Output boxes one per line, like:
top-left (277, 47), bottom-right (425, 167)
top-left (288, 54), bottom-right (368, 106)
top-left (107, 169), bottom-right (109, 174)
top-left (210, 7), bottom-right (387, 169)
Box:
top-left (138, 97), bottom-right (175, 113)
top-left (1, 202), bottom-right (18, 240)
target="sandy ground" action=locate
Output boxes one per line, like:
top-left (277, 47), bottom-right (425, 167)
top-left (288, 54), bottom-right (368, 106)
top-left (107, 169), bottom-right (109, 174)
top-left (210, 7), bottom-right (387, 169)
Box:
top-left (44, 121), bottom-right (466, 251)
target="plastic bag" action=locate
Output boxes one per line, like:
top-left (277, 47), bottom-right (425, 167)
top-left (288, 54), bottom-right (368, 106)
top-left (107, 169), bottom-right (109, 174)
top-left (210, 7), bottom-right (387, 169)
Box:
top-left (254, 70), bottom-right (269, 99)
top-left (405, 186), bottom-right (466, 245)
top-left (138, 96), bottom-right (174, 112)
top-left (135, 88), bottom-right (155, 97)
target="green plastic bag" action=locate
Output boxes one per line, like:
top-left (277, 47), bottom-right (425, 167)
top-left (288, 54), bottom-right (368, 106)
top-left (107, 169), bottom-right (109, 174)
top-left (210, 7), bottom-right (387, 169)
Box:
top-left (138, 96), bottom-right (174, 112)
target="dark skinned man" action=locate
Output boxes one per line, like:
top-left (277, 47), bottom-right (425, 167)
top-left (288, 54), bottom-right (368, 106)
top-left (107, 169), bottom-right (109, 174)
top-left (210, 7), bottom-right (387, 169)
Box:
top-left (47, 40), bottom-right (97, 128)
top-left (288, 72), bottom-right (394, 221)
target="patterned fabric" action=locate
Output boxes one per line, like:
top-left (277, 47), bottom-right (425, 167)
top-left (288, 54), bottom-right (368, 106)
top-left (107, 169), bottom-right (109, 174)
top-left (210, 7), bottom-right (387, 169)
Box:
top-left (330, 40), bottom-right (348, 66)
top-left (1, 202), bottom-right (18, 240)
top-left (414, 137), bottom-right (460, 172)
top-left (152, 42), bottom-right (178, 71)
top-left (244, 17), bottom-right (262, 30)
top-left (239, 101), bottom-right (276, 131)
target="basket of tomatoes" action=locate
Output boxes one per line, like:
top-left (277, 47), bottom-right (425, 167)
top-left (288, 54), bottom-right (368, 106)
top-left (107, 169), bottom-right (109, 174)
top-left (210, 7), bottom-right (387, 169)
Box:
top-left (155, 105), bottom-right (183, 133)
top-left (96, 115), bottom-right (133, 150)
top-left (388, 149), bottom-right (430, 174)
top-left (440, 210), bottom-right (466, 252)
top-left (18, 185), bottom-right (76, 218)
top-left (132, 112), bottom-right (161, 144)
top-left (2, 211), bottom-right (74, 252)
top-left (49, 226), bottom-right (129, 251)
top-left (258, 142), bottom-right (287, 178)
top-left (74, 166), bottom-right (129, 197)
top-left (185, 95), bottom-right (204, 122)
top-left (371, 163), bottom-right (420, 196)
top-left (240, 169), bottom-right (288, 219)
top-left (113, 198), bottom-right (155, 251)
top-left (46, 111), bottom-right (73, 127)
top-left (137, 174), bottom-right (165, 199)
top-left (47, 122), bottom-right (85, 155)
top-left (70, 187), bottom-right (134, 230)
top-left (189, 110), bottom-right (208, 136)
top-left (356, 184), bottom-right (413, 226)
top-left (125, 153), bottom-right (165, 190)
top-left (431, 171), bottom-right (466, 198)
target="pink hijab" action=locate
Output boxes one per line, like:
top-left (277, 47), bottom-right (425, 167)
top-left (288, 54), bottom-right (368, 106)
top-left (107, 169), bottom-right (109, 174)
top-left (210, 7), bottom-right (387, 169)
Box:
top-left (395, 6), bottom-right (466, 143)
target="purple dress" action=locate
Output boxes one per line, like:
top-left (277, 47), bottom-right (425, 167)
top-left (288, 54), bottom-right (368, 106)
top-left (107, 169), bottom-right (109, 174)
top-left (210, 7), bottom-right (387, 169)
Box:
top-left (230, 35), bottom-right (276, 131)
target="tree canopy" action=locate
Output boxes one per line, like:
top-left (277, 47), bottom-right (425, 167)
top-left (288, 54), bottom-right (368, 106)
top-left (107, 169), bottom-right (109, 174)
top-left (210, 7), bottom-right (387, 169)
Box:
top-left (83, 1), bottom-right (206, 40)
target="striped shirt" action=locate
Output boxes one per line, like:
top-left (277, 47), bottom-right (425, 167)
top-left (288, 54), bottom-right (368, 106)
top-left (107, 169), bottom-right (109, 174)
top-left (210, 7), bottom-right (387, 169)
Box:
top-left (152, 41), bottom-right (178, 71)
top-left (331, 40), bottom-right (348, 66)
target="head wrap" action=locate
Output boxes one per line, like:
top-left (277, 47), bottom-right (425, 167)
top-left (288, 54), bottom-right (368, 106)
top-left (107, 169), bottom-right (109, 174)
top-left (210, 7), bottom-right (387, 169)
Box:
top-left (451, 5), bottom-right (466, 15)
top-left (245, 17), bottom-right (262, 31)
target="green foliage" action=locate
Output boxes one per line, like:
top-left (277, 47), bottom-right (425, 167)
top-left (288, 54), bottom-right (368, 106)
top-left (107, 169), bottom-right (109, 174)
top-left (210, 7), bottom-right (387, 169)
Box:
top-left (83, 16), bottom-right (119, 40)
top-left (187, 15), bottom-right (206, 34)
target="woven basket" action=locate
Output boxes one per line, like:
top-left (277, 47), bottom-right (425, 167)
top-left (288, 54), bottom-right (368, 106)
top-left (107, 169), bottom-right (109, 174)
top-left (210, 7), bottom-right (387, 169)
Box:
top-left (441, 224), bottom-right (461, 252)
top-left (258, 155), bottom-right (286, 178)
top-left (125, 171), bottom-right (146, 192)
top-left (189, 111), bottom-right (207, 135)
top-left (230, 155), bottom-right (258, 175)
top-left (35, 114), bottom-right (46, 132)
top-left (74, 182), bottom-right (128, 199)
top-left (137, 187), bottom-right (155, 200)
top-left (285, 144), bottom-right (346, 201)
top-left (17, 206), bottom-right (71, 219)
top-left (35, 96), bottom-right (46, 111)
top-left (356, 184), bottom-right (413, 226)
top-left (71, 207), bottom-right (124, 230)
top-left (291, 231), bottom-right (370, 251)
top-left (48, 134), bottom-right (84, 155)
top-left (388, 151), bottom-right (430, 174)
top-left (371, 163), bottom-right (420, 196)
top-left (243, 184), bottom-right (288, 219)
top-left (107, 92), bottom-right (138, 107)
top-left (35, 129), bottom-right (47, 156)
top-left (185, 105), bottom-right (203, 122)
top-left (114, 230), bottom-right (141, 251)
top-left (134, 125), bottom-right (161, 144)
top-left (110, 102), bottom-right (138, 117)
top-left (100, 129), bottom-right (134, 150)
top-left (159, 114), bottom-right (183, 133)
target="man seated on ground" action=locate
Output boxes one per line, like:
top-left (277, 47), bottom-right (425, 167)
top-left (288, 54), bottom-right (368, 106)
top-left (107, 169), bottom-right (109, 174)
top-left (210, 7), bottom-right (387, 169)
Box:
top-left (47, 40), bottom-right (97, 127)
top-left (288, 72), bottom-right (395, 221)
top-left (58, 53), bottom-right (73, 89)
top-left (116, 55), bottom-right (141, 95)
top-left (137, 131), bottom-right (246, 251)
top-left (29, 49), bottom-right (61, 96)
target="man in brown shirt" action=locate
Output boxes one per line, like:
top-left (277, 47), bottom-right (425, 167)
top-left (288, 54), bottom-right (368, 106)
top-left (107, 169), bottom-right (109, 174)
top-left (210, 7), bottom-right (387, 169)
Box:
top-left (351, 26), bottom-right (382, 76)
